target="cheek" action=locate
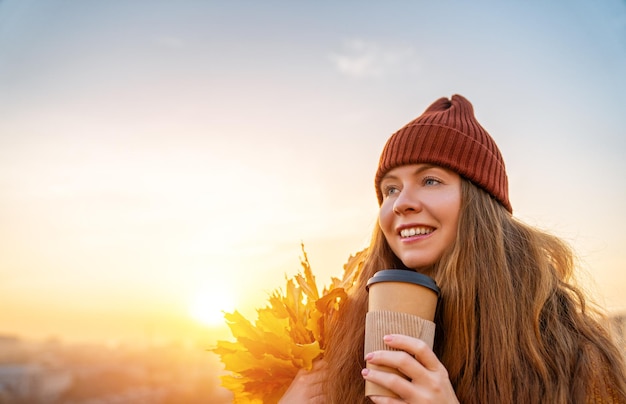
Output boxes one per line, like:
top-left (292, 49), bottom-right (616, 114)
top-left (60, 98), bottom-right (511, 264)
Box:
top-left (442, 198), bottom-right (462, 242)
top-left (378, 202), bottom-right (394, 231)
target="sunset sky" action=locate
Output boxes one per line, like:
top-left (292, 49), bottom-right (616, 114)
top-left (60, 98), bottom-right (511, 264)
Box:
top-left (1, 1), bottom-right (625, 344)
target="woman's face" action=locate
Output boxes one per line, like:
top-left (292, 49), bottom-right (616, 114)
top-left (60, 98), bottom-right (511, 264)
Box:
top-left (379, 164), bottom-right (462, 271)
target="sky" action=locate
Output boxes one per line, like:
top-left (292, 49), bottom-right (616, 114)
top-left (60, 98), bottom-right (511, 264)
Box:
top-left (1, 0), bottom-right (625, 344)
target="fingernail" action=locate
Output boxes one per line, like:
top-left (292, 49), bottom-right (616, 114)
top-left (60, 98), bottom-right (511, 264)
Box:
top-left (364, 352), bottom-right (373, 361)
top-left (361, 368), bottom-right (369, 377)
top-left (383, 334), bottom-right (393, 342)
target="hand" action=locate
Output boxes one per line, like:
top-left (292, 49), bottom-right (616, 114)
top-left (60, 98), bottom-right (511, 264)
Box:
top-left (278, 359), bottom-right (328, 404)
top-left (362, 334), bottom-right (459, 403)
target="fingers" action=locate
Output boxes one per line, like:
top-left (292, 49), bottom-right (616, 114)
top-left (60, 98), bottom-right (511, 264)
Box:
top-left (365, 349), bottom-right (424, 383)
top-left (279, 360), bottom-right (329, 404)
top-left (368, 394), bottom-right (405, 404)
top-left (293, 365), bottom-right (326, 388)
top-left (383, 334), bottom-right (443, 372)
top-left (307, 359), bottom-right (328, 385)
top-left (362, 364), bottom-right (414, 401)
top-left (364, 334), bottom-right (439, 383)
top-left (311, 358), bottom-right (327, 371)
top-left (363, 334), bottom-right (457, 403)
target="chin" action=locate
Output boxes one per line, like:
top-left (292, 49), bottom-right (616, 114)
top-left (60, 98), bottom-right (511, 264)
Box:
top-left (399, 258), bottom-right (437, 274)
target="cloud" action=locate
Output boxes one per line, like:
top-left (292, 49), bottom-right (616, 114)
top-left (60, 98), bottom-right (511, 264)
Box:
top-left (329, 39), bottom-right (420, 79)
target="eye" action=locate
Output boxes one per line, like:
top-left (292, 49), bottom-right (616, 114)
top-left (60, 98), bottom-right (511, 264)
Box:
top-left (423, 176), bottom-right (442, 186)
top-left (382, 184), bottom-right (400, 197)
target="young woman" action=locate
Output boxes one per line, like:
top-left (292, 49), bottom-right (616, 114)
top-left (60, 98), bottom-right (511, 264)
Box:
top-left (280, 94), bottom-right (626, 403)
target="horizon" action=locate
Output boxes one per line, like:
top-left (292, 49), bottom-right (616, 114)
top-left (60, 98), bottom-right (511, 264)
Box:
top-left (1, 0), bottom-right (625, 345)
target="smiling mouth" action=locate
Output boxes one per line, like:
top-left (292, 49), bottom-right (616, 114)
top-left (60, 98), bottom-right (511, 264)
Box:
top-left (399, 227), bottom-right (434, 238)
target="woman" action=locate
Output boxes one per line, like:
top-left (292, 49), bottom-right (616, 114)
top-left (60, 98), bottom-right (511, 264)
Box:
top-left (280, 94), bottom-right (626, 403)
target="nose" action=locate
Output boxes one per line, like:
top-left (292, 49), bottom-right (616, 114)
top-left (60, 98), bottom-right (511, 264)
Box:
top-left (392, 188), bottom-right (422, 215)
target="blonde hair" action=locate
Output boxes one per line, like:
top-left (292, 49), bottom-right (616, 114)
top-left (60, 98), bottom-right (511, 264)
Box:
top-left (323, 180), bottom-right (626, 403)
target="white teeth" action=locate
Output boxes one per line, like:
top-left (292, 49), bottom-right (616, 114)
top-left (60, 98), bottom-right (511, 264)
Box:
top-left (400, 227), bottom-right (433, 238)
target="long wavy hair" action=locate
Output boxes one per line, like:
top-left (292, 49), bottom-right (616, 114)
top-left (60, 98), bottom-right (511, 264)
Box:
top-left (323, 180), bottom-right (626, 403)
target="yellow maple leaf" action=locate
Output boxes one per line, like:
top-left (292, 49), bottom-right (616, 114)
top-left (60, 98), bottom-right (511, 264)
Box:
top-left (212, 244), bottom-right (366, 403)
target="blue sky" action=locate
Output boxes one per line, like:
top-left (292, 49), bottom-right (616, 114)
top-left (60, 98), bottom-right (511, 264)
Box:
top-left (1, 0), bottom-right (625, 342)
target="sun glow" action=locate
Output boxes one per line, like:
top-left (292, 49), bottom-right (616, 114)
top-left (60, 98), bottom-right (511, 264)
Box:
top-left (188, 286), bottom-right (236, 327)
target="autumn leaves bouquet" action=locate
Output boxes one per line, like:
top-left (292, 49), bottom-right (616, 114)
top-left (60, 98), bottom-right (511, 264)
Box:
top-left (212, 246), bottom-right (365, 403)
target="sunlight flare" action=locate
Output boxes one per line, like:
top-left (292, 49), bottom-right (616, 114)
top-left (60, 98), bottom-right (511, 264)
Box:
top-left (188, 286), bottom-right (236, 327)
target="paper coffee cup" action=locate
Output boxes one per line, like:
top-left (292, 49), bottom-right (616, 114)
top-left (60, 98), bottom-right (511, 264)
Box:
top-left (364, 269), bottom-right (440, 398)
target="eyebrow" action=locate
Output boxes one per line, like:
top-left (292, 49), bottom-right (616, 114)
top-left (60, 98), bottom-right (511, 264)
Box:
top-left (381, 164), bottom-right (437, 181)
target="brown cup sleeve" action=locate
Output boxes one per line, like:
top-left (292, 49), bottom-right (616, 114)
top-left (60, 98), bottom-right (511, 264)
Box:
top-left (364, 310), bottom-right (436, 355)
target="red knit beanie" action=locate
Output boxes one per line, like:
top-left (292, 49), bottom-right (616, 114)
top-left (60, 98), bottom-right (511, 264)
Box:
top-left (375, 94), bottom-right (512, 213)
